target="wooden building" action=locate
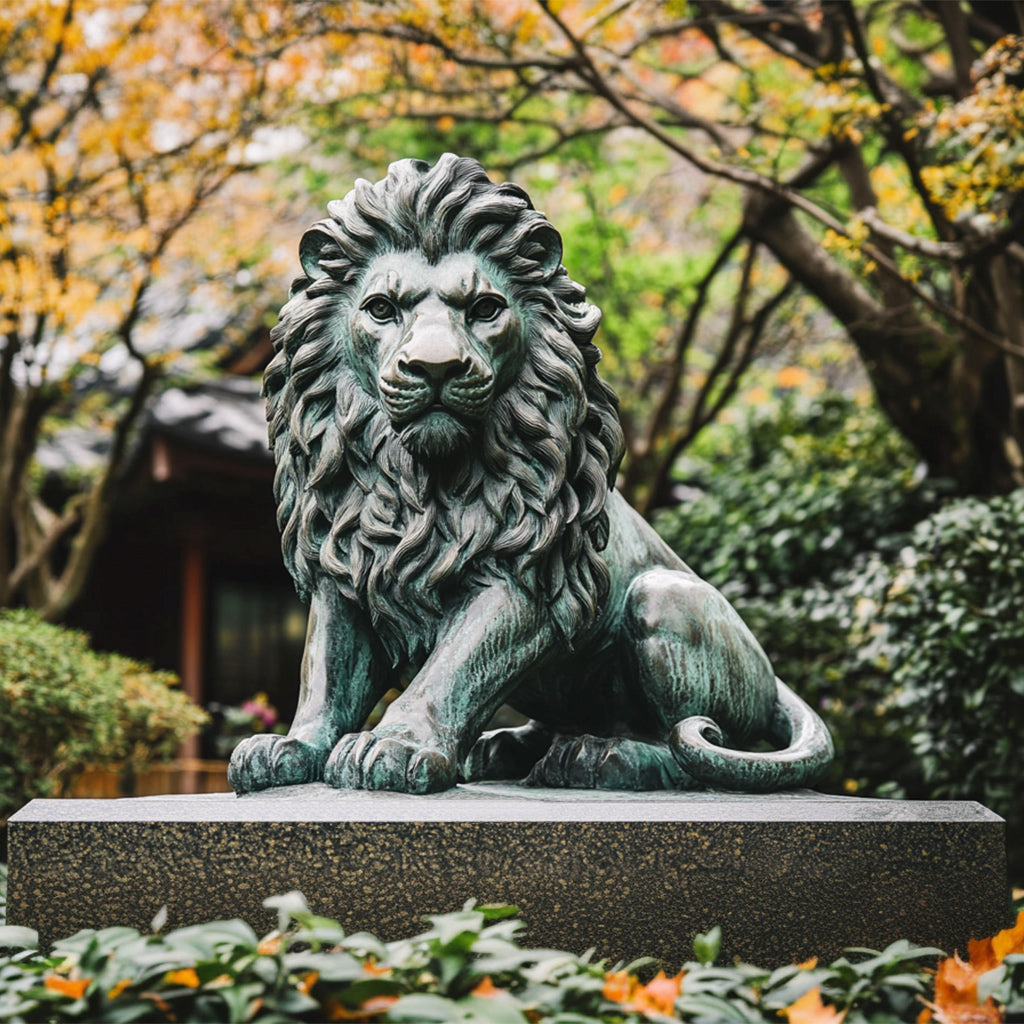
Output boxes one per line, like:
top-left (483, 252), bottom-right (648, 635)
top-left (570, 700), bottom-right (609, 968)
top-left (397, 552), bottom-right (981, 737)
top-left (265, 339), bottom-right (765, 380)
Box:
top-left (65, 377), bottom-right (307, 761)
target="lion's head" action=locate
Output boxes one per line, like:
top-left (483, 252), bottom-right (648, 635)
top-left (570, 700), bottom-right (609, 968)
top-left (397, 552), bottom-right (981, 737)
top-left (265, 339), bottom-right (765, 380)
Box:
top-left (265, 154), bottom-right (624, 663)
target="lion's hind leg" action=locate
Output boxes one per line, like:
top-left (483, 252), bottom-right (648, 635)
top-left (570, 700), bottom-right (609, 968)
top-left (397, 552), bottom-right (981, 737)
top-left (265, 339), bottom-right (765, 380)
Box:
top-left (524, 734), bottom-right (698, 790)
top-left (624, 568), bottom-right (776, 742)
top-left (461, 720), bottom-right (555, 782)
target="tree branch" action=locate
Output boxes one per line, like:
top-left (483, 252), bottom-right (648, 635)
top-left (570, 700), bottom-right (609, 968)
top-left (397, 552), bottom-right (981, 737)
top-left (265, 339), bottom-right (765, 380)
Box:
top-left (648, 275), bottom-right (796, 511)
top-left (10, 0), bottom-right (75, 149)
top-left (45, 358), bottom-right (160, 620)
top-left (837, 0), bottom-right (954, 241)
top-left (641, 225), bottom-right (746, 460)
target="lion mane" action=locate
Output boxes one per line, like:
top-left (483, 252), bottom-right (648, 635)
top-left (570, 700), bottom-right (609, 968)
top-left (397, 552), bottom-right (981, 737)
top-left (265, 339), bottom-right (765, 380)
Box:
top-left (263, 155), bottom-right (625, 665)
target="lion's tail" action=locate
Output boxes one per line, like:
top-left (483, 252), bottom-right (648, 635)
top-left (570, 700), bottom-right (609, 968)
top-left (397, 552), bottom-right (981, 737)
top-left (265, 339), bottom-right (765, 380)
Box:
top-left (669, 678), bottom-right (834, 792)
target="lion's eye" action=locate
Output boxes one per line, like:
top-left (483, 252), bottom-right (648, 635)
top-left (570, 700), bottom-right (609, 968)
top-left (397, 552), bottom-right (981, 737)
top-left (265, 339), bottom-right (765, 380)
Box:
top-left (469, 295), bottom-right (506, 323)
top-left (363, 296), bottom-right (398, 323)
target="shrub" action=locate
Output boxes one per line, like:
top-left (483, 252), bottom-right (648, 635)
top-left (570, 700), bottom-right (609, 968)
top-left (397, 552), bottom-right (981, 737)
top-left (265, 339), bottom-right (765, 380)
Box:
top-left (653, 398), bottom-right (1024, 879)
top-left (727, 554), bottom-right (919, 800)
top-left (750, 490), bottom-right (1024, 874)
top-left (0, 610), bottom-right (207, 817)
top-left (653, 393), bottom-right (942, 599)
top-left (873, 489), bottom-right (1024, 860)
top-left (4, 894), bottom-right (1019, 1023)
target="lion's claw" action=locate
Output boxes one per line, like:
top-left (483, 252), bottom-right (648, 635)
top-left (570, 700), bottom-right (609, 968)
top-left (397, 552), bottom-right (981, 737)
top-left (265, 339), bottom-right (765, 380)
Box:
top-left (324, 730), bottom-right (455, 793)
top-left (228, 735), bottom-right (326, 793)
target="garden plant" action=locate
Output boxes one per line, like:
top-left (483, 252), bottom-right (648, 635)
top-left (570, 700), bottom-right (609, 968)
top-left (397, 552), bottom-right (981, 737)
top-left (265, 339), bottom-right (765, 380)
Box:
top-left (0, 610), bottom-right (207, 817)
top-left (654, 396), bottom-right (1024, 875)
top-left (0, 893), bottom-right (1022, 1023)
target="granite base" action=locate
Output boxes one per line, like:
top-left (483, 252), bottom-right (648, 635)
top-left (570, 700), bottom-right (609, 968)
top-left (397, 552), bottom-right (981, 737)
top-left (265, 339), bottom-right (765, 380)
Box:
top-left (6, 785), bottom-right (1009, 967)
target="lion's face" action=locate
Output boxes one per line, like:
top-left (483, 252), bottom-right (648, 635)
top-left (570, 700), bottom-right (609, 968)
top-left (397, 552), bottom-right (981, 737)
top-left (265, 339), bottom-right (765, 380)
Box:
top-left (349, 251), bottom-right (528, 461)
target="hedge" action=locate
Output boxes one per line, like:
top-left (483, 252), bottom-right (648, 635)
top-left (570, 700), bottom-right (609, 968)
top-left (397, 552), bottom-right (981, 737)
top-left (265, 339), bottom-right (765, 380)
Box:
top-left (0, 610), bottom-right (208, 817)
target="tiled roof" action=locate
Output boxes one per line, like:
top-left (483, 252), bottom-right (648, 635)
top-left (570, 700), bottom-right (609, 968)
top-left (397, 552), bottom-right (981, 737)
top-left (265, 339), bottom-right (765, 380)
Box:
top-left (35, 377), bottom-right (271, 477)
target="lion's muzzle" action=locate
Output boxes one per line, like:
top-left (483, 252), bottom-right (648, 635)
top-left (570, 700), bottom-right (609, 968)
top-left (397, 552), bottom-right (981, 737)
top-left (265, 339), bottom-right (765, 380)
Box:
top-left (378, 314), bottom-right (494, 428)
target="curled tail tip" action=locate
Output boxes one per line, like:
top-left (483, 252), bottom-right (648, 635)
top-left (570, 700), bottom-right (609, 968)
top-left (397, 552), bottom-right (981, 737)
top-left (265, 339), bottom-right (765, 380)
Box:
top-left (669, 684), bottom-right (834, 793)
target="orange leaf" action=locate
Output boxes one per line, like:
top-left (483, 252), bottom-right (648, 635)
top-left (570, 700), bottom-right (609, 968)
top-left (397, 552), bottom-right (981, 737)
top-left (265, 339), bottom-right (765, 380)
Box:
top-left (776, 365), bottom-right (812, 389)
top-left (44, 975), bottom-right (90, 999)
top-left (928, 914), bottom-right (1024, 1023)
top-left (633, 970), bottom-right (683, 1015)
top-left (165, 967), bottom-right (201, 988)
top-left (608, 183), bottom-right (629, 205)
top-left (107, 978), bottom-right (132, 1000)
top-left (603, 970), bottom-right (635, 1004)
top-left (921, 999), bottom-right (1002, 1023)
top-left (784, 986), bottom-right (847, 1024)
top-left (142, 993), bottom-right (172, 1014)
top-left (471, 975), bottom-right (502, 997)
top-left (990, 908), bottom-right (1024, 963)
top-left (360, 996), bottom-right (399, 1014)
top-left (322, 994), bottom-right (398, 1021)
top-left (933, 953), bottom-right (982, 1006)
top-left (966, 936), bottom-right (1001, 976)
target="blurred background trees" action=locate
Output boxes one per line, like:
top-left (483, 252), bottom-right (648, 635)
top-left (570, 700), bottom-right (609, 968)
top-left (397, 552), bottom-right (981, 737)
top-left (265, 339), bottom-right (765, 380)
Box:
top-left (0, 0), bottom-right (335, 619)
top-left (300, 0), bottom-right (1024, 502)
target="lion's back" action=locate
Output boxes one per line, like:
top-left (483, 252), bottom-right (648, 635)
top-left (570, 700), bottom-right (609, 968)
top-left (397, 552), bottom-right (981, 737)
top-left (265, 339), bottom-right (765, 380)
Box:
top-left (600, 491), bottom-right (694, 616)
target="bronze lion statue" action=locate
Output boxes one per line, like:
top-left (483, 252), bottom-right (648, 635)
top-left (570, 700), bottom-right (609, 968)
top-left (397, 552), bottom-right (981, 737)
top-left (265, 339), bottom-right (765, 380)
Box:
top-left (228, 154), bottom-right (833, 795)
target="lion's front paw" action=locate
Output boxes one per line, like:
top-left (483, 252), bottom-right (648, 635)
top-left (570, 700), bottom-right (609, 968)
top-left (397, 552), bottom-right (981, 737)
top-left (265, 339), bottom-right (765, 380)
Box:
top-left (323, 730), bottom-right (456, 793)
top-left (228, 734), bottom-right (328, 793)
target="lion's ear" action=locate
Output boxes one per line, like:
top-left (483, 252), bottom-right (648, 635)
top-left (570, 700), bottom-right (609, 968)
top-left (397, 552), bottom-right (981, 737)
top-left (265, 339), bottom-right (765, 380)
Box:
top-left (527, 223), bottom-right (563, 277)
top-left (299, 227), bottom-right (337, 281)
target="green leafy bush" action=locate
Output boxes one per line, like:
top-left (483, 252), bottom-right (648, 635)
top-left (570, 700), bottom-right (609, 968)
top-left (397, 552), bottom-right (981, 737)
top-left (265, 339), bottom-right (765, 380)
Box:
top-left (655, 394), bottom-right (1024, 872)
top-left (0, 610), bottom-right (208, 817)
top-left (2, 893), bottom-right (1006, 1023)
top-left (727, 554), bottom-right (917, 799)
top-left (654, 393), bottom-right (941, 598)
top-left (873, 490), bottom-right (1024, 856)
top-left (750, 489), bottom-right (1024, 872)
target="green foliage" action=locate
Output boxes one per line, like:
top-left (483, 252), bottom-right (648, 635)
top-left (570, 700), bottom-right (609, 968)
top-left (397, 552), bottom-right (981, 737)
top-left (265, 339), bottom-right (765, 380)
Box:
top-left (877, 489), bottom-right (1024, 844)
top-left (673, 939), bottom-right (941, 1023)
top-left (0, 610), bottom-right (207, 817)
top-left (654, 394), bottom-right (939, 599)
top-left (0, 895), bottom-right (610, 1023)
top-left (653, 394), bottom-right (936, 798)
top-left (0, 893), bottom-right (968, 1023)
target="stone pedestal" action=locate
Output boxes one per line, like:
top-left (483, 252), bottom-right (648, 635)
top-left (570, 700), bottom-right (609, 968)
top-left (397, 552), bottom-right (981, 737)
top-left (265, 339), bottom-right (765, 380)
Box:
top-left (6, 785), bottom-right (1008, 967)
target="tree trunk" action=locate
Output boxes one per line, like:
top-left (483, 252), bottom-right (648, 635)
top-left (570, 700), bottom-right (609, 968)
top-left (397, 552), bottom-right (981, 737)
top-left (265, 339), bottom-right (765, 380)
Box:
top-left (743, 190), bottom-right (1024, 493)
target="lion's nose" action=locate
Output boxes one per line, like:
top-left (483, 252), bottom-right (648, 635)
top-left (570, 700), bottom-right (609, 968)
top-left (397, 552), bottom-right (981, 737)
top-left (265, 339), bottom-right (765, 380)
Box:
top-left (397, 324), bottom-right (469, 384)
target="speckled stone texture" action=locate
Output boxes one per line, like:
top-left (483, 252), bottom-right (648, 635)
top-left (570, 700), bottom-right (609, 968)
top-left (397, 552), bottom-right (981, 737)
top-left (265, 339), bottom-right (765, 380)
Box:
top-left (6, 785), bottom-right (1009, 966)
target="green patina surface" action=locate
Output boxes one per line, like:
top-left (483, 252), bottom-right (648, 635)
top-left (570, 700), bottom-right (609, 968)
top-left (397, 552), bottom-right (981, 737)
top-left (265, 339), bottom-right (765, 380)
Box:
top-left (228, 154), bottom-right (833, 796)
